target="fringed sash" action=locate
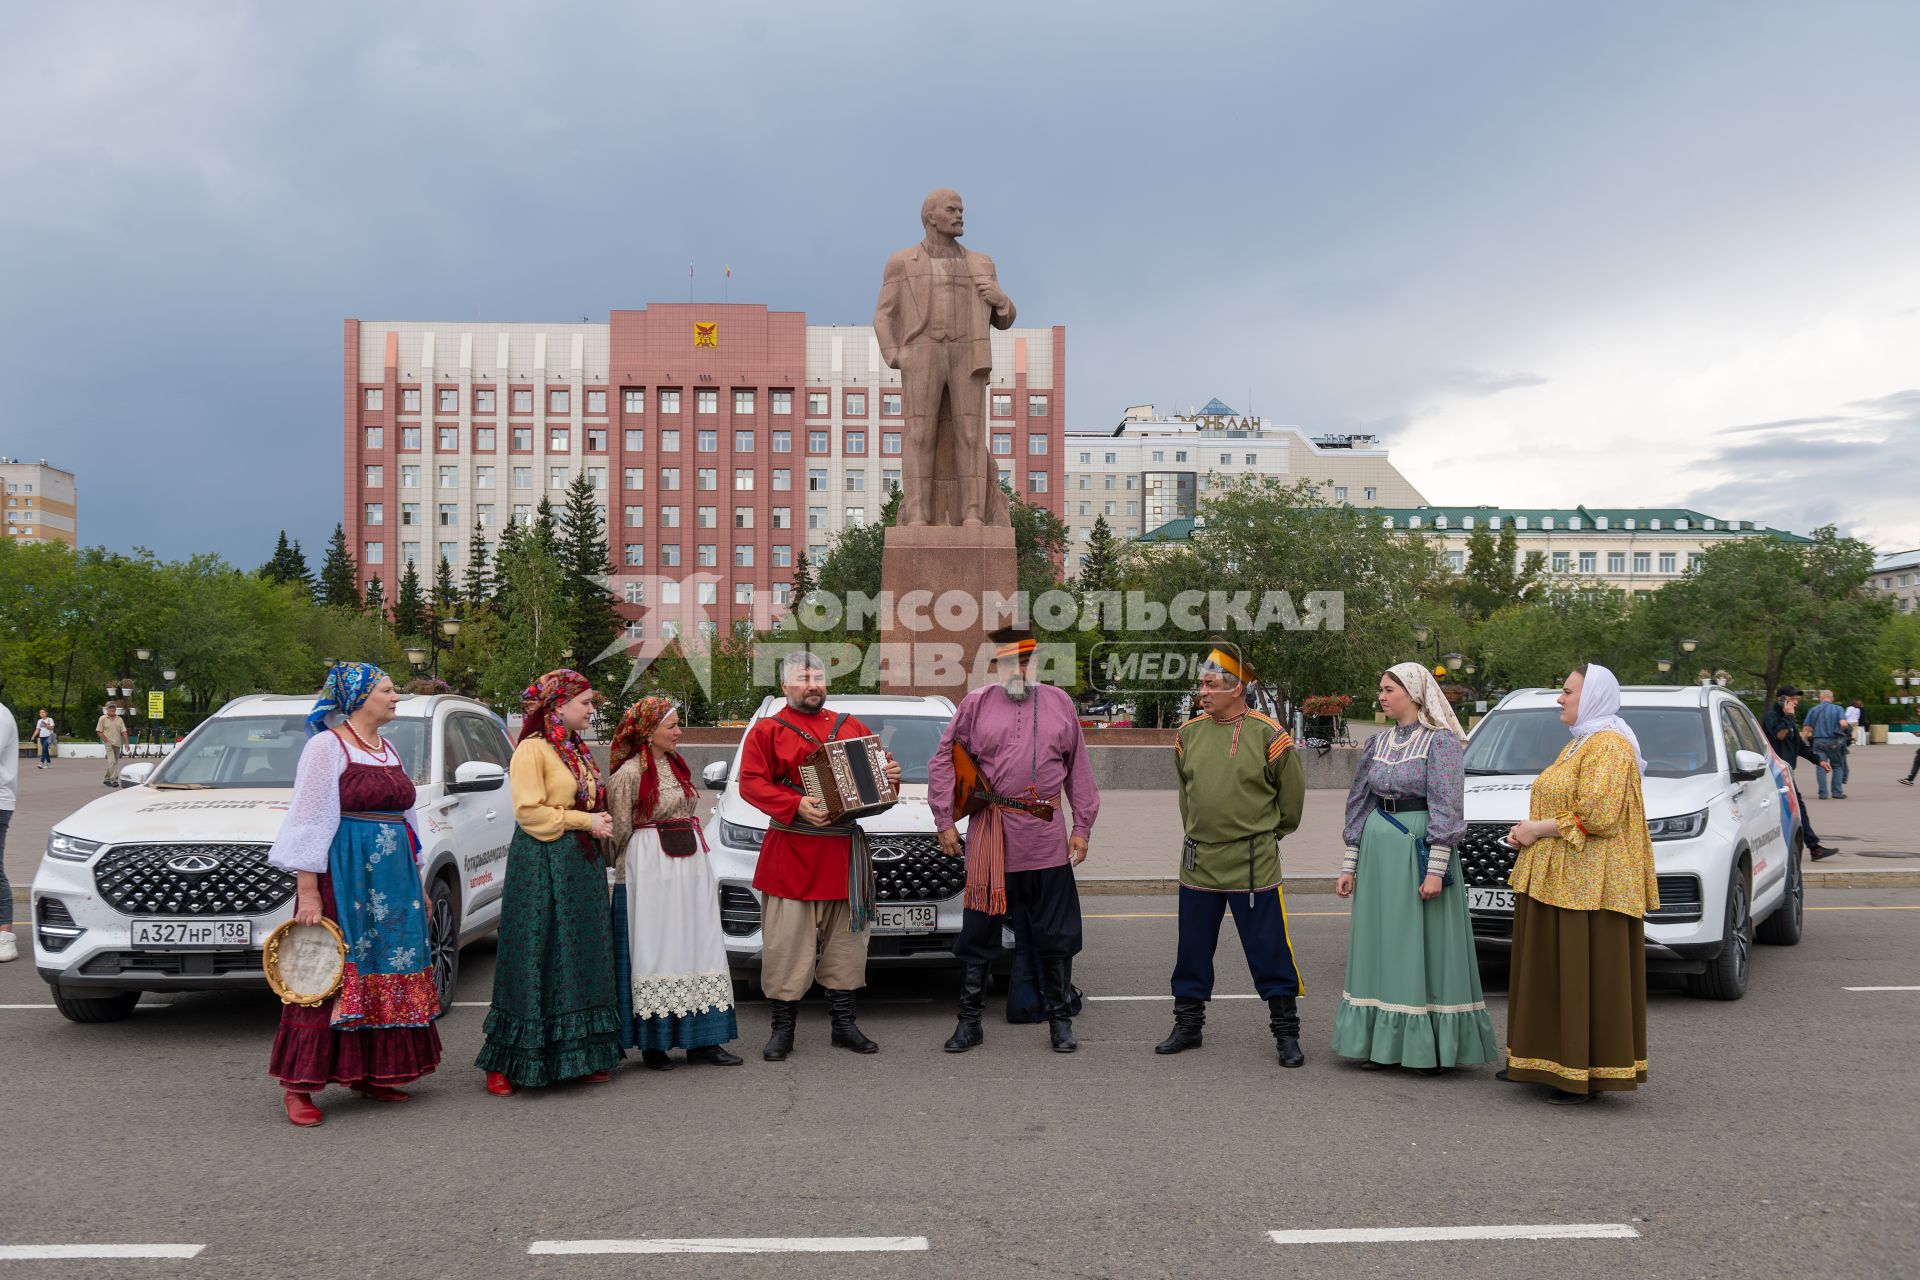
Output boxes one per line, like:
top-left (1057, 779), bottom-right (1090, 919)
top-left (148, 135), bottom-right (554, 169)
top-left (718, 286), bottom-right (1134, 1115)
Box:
top-left (769, 817), bottom-right (874, 932)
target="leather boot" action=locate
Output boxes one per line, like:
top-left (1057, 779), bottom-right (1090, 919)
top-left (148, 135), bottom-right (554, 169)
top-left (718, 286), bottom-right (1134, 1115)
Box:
top-left (687, 1044), bottom-right (744, 1066)
top-left (350, 1082), bottom-right (411, 1102)
top-left (1268, 995), bottom-right (1305, 1068)
top-left (1154, 998), bottom-right (1206, 1054)
top-left (763, 999), bottom-right (798, 1061)
top-left (283, 1090), bottom-right (323, 1127)
top-left (1041, 957), bottom-right (1077, 1053)
top-left (943, 963), bottom-right (988, 1053)
top-left (825, 988), bottom-right (879, 1054)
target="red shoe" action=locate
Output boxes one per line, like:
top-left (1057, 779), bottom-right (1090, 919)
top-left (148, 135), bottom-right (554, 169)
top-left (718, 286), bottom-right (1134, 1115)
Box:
top-left (580, 1069), bottom-right (613, 1084)
top-left (351, 1083), bottom-right (412, 1103)
top-left (283, 1090), bottom-right (323, 1127)
top-left (485, 1071), bottom-right (516, 1096)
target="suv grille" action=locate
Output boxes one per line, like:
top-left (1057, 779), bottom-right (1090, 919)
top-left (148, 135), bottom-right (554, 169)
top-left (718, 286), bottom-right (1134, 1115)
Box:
top-left (869, 834), bottom-right (967, 903)
top-left (718, 885), bottom-right (761, 938)
top-left (93, 844), bottom-right (294, 916)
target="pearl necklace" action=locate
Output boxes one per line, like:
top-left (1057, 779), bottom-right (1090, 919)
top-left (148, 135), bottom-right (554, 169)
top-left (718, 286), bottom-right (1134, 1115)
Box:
top-left (343, 719), bottom-right (389, 756)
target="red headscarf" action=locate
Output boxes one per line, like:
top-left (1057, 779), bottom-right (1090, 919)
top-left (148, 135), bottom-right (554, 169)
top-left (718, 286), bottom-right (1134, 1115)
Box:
top-left (609, 695), bottom-right (695, 824)
top-left (519, 669), bottom-right (605, 828)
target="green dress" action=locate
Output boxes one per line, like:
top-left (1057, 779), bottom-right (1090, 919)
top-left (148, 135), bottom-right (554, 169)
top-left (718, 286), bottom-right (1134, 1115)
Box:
top-left (473, 825), bottom-right (623, 1086)
top-left (1331, 725), bottom-right (1498, 1067)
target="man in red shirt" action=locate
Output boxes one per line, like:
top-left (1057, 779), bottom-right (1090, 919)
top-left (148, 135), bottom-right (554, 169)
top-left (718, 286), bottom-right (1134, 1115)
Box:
top-left (740, 650), bottom-right (900, 1061)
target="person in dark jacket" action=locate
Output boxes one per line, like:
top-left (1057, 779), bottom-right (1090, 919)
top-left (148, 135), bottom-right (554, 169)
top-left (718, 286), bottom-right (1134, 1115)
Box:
top-left (1764, 688), bottom-right (1837, 860)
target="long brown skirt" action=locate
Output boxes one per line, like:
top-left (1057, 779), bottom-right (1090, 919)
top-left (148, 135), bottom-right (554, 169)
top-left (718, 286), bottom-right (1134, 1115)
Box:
top-left (1504, 896), bottom-right (1647, 1094)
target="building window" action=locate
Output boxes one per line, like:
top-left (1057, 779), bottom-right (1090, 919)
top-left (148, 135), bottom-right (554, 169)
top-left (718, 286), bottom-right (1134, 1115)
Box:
top-left (771, 390), bottom-right (793, 415)
top-left (846, 430), bottom-right (866, 454)
top-left (696, 389), bottom-right (718, 415)
top-left (659, 390), bottom-right (682, 414)
top-left (697, 580), bottom-right (718, 604)
top-left (661, 504), bottom-right (681, 527)
top-left (512, 504), bottom-right (531, 524)
top-left (1447, 550), bottom-right (1465, 572)
top-left (1333, 486), bottom-right (1348, 501)
top-left (846, 469), bottom-right (866, 493)
top-left (735, 507), bottom-right (754, 529)
top-left (365, 503), bottom-right (384, 526)
top-left (432, 466), bottom-right (453, 488)
top-left (586, 465), bottom-right (606, 490)
top-left (1364, 486), bottom-right (1376, 501)
top-left (476, 504), bottom-right (493, 526)
top-left (1078, 502), bottom-right (1090, 516)
top-left (622, 578), bottom-right (646, 603)
top-left (401, 426), bottom-right (421, 450)
top-left (697, 544), bottom-right (718, 567)
top-left (772, 507), bottom-right (792, 529)
top-left (772, 468), bottom-right (792, 491)
top-left (365, 464), bottom-right (384, 487)
top-left (434, 425), bottom-right (455, 450)
top-left (438, 503), bottom-right (458, 527)
top-left (549, 466), bottom-right (568, 490)
top-left (881, 432), bottom-right (901, 455)
top-left (734, 468), bottom-right (754, 491)
top-left (364, 388), bottom-right (384, 411)
top-left (475, 466), bottom-right (494, 490)
top-left (1552, 551), bottom-right (1570, 573)
top-left (1028, 395), bottom-right (1048, 417)
top-left (808, 468), bottom-right (828, 492)
top-left (807, 391), bottom-right (829, 416)
top-left (1689, 553), bottom-right (1704, 571)
top-left (733, 390), bottom-right (755, 414)
top-left (661, 429), bottom-right (681, 452)
top-left (624, 467), bottom-right (645, 490)
top-left (433, 388), bottom-right (454, 413)
top-left (474, 426), bottom-right (495, 450)
top-left (808, 430), bottom-right (829, 453)
top-left (992, 434), bottom-right (1012, 455)
top-left (734, 430), bottom-right (755, 452)
top-left (623, 505), bottom-right (645, 528)
top-left (772, 543), bottom-right (792, 567)
top-left (1245, 454), bottom-right (1257, 466)
top-left (401, 465), bottom-right (421, 488)
top-left (624, 389), bottom-right (646, 413)
top-left (808, 506), bottom-right (827, 529)
top-left (587, 389), bottom-right (606, 414)
top-left (735, 582), bottom-right (754, 605)
top-left (476, 389), bottom-right (498, 414)
top-left (1104, 476), bottom-right (1115, 490)
top-left (661, 544), bottom-right (681, 568)
top-left (696, 468), bottom-right (718, 490)
top-left (400, 542), bottom-right (422, 564)
top-left (550, 428), bottom-right (570, 452)
top-left (992, 394), bottom-right (1013, 417)
top-left (882, 468), bottom-right (900, 491)
top-left (881, 393), bottom-right (902, 417)
top-left (511, 466), bottom-right (533, 491)
top-left (507, 389), bottom-right (530, 413)
top-left (402, 388), bottom-right (421, 412)
top-left (1659, 552), bottom-right (1677, 574)
top-left (365, 541), bottom-right (383, 564)
top-left (549, 389), bottom-right (569, 413)
top-left (660, 467), bottom-right (681, 490)
top-left (845, 392), bottom-right (867, 416)
top-left (587, 428), bottom-right (606, 451)
top-left (624, 545), bottom-right (645, 568)
top-left (1028, 434), bottom-right (1048, 455)
top-left (697, 430), bottom-right (718, 452)
top-left (401, 503), bottom-right (420, 526)
top-left (1579, 551), bottom-right (1596, 574)
top-left (735, 544), bottom-right (754, 567)
top-left (625, 428), bottom-right (645, 450)
top-left (846, 507), bottom-right (866, 528)
top-left (1028, 473), bottom-right (1048, 494)
top-left (772, 430), bottom-right (791, 452)
top-left (1104, 501), bottom-right (1116, 516)
top-left (1608, 552), bottom-right (1626, 574)
top-left (511, 426), bottom-right (532, 450)
top-left (365, 426), bottom-right (384, 450)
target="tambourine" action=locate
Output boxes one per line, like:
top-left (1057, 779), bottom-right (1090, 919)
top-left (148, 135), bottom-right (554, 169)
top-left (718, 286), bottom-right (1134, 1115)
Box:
top-left (263, 917), bottom-right (347, 1007)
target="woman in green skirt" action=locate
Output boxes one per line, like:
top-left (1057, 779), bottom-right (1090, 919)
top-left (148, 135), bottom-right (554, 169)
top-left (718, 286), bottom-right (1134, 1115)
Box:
top-left (1332, 662), bottom-right (1498, 1072)
top-left (477, 669), bottom-right (623, 1095)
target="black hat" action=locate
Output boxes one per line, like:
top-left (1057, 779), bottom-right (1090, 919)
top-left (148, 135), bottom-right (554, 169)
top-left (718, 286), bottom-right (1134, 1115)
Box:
top-left (1777, 685), bottom-right (1802, 697)
top-left (988, 625), bottom-right (1036, 658)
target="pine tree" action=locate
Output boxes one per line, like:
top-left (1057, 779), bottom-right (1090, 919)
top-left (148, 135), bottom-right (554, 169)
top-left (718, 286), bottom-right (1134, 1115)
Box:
top-left (364, 574), bottom-right (387, 620)
top-left (1079, 515), bottom-right (1119, 599)
top-left (462, 522), bottom-right (493, 604)
top-left (433, 554), bottom-right (459, 612)
top-left (530, 496), bottom-right (561, 560)
top-left (558, 473), bottom-right (621, 671)
top-left (393, 559), bottom-right (427, 640)
top-left (317, 523), bottom-right (360, 609)
top-left (287, 539), bottom-right (314, 597)
top-left (790, 550), bottom-right (817, 611)
top-left (261, 531), bottom-right (301, 586)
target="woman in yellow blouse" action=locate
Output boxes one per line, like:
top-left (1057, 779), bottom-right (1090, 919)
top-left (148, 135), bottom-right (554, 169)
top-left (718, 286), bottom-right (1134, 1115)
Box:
top-left (1501, 662), bottom-right (1660, 1103)
top-left (475, 670), bottom-right (622, 1096)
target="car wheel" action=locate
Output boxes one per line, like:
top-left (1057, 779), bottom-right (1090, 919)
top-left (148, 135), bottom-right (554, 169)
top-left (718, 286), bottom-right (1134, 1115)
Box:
top-left (1686, 871), bottom-right (1752, 1000)
top-left (428, 876), bottom-right (460, 1015)
top-left (52, 988), bottom-right (140, 1024)
top-left (1756, 845), bottom-right (1805, 947)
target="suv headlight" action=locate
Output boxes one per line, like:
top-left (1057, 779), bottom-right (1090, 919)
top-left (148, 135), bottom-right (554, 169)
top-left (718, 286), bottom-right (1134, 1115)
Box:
top-left (47, 831), bottom-right (104, 861)
top-left (719, 819), bottom-right (765, 850)
top-left (1647, 809), bottom-right (1708, 842)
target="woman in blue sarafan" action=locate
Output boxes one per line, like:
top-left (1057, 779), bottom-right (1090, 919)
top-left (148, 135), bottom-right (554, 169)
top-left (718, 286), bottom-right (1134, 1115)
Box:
top-left (1331, 662), bottom-right (1498, 1073)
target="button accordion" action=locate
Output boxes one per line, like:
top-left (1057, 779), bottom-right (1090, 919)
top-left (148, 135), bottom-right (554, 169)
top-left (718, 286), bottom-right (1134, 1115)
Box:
top-left (798, 734), bottom-right (899, 822)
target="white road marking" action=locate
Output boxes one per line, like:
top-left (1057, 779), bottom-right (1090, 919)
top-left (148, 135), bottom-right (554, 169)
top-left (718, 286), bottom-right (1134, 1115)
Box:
top-left (1268, 1223), bottom-right (1639, 1245)
top-left (528, 1237), bottom-right (929, 1255)
top-left (0, 1244), bottom-right (205, 1259)
top-left (0, 1004), bottom-right (56, 1010)
top-left (1843, 985), bottom-right (1920, 991)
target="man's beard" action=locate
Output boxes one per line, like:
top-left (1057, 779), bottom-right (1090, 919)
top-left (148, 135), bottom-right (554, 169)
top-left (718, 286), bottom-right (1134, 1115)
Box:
top-left (789, 691), bottom-right (825, 713)
top-left (1001, 676), bottom-right (1030, 703)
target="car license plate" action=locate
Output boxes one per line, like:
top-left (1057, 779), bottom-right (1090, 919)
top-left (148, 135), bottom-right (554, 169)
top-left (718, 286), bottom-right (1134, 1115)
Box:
top-left (871, 904), bottom-right (937, 934)
top-left (1467, 888), bottom-right (1515, 914)
top-left (132, 918), bottom-right (253, 948)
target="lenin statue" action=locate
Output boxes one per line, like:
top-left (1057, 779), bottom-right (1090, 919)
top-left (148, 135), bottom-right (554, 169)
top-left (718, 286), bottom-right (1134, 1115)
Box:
top-left (874, 188), bottom-right (1017, 528)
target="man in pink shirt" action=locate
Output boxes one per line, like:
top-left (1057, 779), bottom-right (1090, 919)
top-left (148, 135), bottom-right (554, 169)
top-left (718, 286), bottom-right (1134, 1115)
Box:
top-left (929, 627), bottom-right (1100, 1053)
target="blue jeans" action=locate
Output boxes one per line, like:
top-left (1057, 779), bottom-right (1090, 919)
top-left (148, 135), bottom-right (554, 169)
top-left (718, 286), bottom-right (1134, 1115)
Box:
top-left (37, 736), bottom-right (51, 764)
top-left (1815, 737), bottom-right (1847, 796)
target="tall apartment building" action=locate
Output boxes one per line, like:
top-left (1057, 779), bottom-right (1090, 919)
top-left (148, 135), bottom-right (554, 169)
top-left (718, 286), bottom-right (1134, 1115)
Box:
top-left (1871, 548), bottom-right (1920, 614)
top-left (0, 457), bottom-right (78, 547)
top-left (1061, 399), bottom-right (1427, 572)
top-left (345, 305), bottom-right (1064, 640)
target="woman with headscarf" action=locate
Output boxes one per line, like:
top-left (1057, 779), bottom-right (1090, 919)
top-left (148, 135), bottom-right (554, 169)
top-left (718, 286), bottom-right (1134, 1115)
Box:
top-left (606, 696), bottom-right (742, 1069)
top-left (1332, 663), bottom-right (1498, 1073)
top-left (266, 663), bottom-right (442, 1127)
top-left (1500, 662), bottom-right (1660, 1103)
top-left (476, 669), bottom-right (622, 1095)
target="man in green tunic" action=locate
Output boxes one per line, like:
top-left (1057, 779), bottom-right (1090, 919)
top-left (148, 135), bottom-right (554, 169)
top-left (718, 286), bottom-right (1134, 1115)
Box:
top-left (1156, 647), bottom-right (1309, 1067)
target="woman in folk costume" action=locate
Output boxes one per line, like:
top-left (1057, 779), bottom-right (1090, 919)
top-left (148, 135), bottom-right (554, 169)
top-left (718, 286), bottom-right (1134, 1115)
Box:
top-left (606, 696), bottom-right (743, 1069)
top-left (266, 663), bottom-right (442, 1128)
top-left (476, 670), bottom-right (623, 1095)
top-left (1332, 663), bottom-right (1498, 1073)
top-left (1501, 662), bottom-right (1660, 1102)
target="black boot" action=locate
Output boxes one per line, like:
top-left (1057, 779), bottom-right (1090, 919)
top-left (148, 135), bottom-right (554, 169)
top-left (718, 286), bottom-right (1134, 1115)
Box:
top-left (1154, 998), bottom-right (1206, 1054)
top-left (825, 988), bottom-right (878, 1054)
top-left (943, 964), bottom-right (988, 1053)
top-left (762, 999), bottom-right (797, 1061)
top-left (1041, 957), bottom-right (1077, 1053)
top-left (687, 1044), bottom-right (744, 1066)
top-left (1268, 995), bottom-right (1305, 1068)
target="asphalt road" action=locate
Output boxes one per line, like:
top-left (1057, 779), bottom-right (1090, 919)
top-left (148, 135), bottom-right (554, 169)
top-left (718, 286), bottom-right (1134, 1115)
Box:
top-left (2, 890), bottom-right (1917, 1279)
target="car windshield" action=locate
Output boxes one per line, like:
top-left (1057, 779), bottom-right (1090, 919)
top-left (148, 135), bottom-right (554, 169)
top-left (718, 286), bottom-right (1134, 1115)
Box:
top-left (1462, 707), bottom-right (1715, 779)
top-left (756, 712), bottom-right (950, 785)
top-left (152, 715), bottom-right (430, 788)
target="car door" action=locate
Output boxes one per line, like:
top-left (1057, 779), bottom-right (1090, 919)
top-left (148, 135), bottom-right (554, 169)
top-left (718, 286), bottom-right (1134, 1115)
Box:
top-left (1722, 702), bottom-right (1787, 894)
top-left (444, 712), bottom-right (513, 928)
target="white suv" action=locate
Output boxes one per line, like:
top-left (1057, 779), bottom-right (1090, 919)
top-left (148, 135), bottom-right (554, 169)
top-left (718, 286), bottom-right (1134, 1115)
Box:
top-left (701, 694), bottom-right (974, 986)
top-left (31, 693), bottom-right (516, 1023)
top-left (1459, 683), bottom-right (1805, 1000)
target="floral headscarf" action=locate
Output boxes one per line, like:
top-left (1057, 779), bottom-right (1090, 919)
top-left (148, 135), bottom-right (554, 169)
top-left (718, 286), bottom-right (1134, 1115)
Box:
top-left (306, 662), bottom-right (388, 737)
top-left (519, 669), bottom-right (604, 813)
top-left (1384, 661), bottom-right (1468, 743)
top-left (609, 695), bottom-right (694, 823)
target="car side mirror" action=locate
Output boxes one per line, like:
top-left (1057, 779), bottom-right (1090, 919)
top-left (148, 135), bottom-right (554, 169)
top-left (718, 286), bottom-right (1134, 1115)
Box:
top-left (702, 760), bottom-right (730, 792)
top-left (118, 762), bottom-right (156, 787)
top-left (1730, 749), bottom-right (1767, 781)
top-left (450, 760), bottom-right (507, 793)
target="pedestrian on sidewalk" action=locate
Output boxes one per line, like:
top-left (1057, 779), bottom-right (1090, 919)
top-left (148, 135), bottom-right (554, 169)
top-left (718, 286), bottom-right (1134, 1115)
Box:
top-left (928, 626), bottom-right (1101, 1056)
top-left (96, 703), bottom-right (128, 786)
top-left (1805, 690), bottom-right (1848, 799)
top-left (1764, 688), bottom-right (1838, 857)
top-left (1844, 699), bottom-right (1865, 748)
top-left (0, 699), bottom-right (17, 962)
top-left (1157, 644), bottom-right (1308, 1068)
top-left (1332, 663), bottom-right (1497, 1074)
top-left (1499, 663), bottom-right (1658, 1104)
top-left (33, 709), bottom-right (55, 767)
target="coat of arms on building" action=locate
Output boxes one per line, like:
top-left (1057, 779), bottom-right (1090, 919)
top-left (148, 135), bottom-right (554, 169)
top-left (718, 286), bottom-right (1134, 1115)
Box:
top-left (694, 322), bottom-right (718, 348)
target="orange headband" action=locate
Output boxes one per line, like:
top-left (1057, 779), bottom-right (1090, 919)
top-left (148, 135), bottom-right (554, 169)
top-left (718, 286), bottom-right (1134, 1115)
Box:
top-left (996, 639), bottom-right (1038, 659)
top-left (1204, 647), bottom-right (1246, 682)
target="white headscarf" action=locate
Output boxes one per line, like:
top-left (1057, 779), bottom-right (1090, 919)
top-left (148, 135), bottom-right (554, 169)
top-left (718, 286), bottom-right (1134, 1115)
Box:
top-left (1385, 662), bottom-right (1468, 743)
top-left (1568, 662), bottom-right (1647, 774)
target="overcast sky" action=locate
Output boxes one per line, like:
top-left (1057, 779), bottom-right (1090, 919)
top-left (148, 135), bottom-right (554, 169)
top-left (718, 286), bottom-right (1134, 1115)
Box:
top-left (4, 1), bottom-right (1917, 565)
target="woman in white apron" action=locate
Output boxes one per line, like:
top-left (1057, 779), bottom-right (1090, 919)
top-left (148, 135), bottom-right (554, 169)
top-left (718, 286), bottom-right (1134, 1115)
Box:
top-left (606, 696), bottom-right (742, 1068)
